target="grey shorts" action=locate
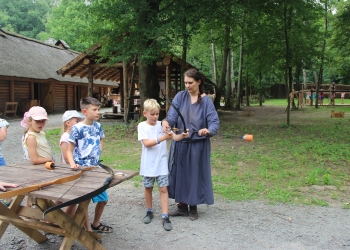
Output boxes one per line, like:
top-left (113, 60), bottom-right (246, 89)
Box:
top-left (142, 175), bottom-right (169, 188)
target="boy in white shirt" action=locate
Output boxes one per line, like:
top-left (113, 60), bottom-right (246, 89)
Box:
top-left (138, 99), bottom-right (188, 231)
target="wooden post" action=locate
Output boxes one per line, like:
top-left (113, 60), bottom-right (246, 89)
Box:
top-left (165, 66), bottom-right (171, 111)
top-left (30, 82), bottom-right (34, 100)
top-left (119, 69), bottom-right (124, 109)
top-left (88, 65), bottom-right (93, 97)
top-left (10, 79), bottom-right (14, 102)
top-left (66, 84), bottom-right (69, 110)
top-left (73, 85), bottom-right (77, 110)
top-left (175, 72), bottom-right (178, 93)
top-left (123, 61), bottom-right (128, 121)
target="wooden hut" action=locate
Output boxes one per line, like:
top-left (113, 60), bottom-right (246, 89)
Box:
top-left (57, 46), bottom-right (215, 121)
top-left (0, 28), bottom-right (118, 116)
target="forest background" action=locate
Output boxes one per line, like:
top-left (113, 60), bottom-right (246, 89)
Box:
top-left (1, 0), bottom-right (350, 113)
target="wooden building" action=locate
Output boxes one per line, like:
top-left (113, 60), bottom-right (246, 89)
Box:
top-left (0, 29), bottom-right (118, 116)
top-left (57, 46), bottom-right (215, 121)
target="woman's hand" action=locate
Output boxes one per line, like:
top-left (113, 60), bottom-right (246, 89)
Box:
top-left (182, 129), bottom-right (190, 138)
top-left (198, 128), bottom-right (210, 137)
top-left (162, 120), bottom-right (170, 133)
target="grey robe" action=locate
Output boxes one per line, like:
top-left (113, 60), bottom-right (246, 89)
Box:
top-left (166, 91), bottom-right (220, 205)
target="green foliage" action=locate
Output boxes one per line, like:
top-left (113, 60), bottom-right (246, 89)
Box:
top-left (0, 0), bottom-right (53, 39)
top-left (46, 0), bottom-right (92, 51)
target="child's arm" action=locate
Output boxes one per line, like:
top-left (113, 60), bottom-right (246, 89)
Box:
top-left (100, 138), bottom-right (104, 152)
top-left (60, 142), bottom-right (70, 164)
top-left (141, 131), bottom-right (173, 148)
top-left (67, 142), bottom-right (79, 170)
top-left (26, 135), bottom-right (53, 165)
top-left (0, 126), bottom-right (7, 142)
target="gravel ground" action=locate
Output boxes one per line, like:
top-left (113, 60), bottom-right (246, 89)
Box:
top-left (1, 109), bottom-right (350, 250)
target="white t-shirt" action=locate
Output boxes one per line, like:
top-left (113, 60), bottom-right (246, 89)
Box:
top-left (138, 121), bottom-right (168, 177)
top-left (59, 132), bottom-right (70, 164)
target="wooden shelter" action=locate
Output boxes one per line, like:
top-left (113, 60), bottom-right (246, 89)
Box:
top-left (57, 46), bottom-right (215, 121)
top-left (0, 29), bottom-right (118, 116)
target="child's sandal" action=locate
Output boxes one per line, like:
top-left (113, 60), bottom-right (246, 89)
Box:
top-left (91, 223), bottom-right (113, 233)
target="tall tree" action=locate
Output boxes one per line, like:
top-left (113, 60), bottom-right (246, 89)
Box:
top-left (0, 0), bottom-right (53, 39)
top-left (45, 0), bottom-right (91, 51)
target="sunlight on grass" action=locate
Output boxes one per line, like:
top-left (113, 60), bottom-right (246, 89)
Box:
top-left (45, 101), bottom-right (350, 207)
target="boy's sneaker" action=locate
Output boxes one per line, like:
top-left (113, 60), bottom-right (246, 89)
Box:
top-left (143, 211), bottom-right (154, 224)
top-left (162, 217), bottom-right (173, 231)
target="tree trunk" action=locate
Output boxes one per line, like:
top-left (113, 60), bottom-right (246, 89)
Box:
top-left (259, 72), bottom-right (263, 106)
top-left (283, 3), bottom-right (292, 124)
top-left (138, 60), bottom-right (160, 112)
top-left (180, 38), bottom-right (187, 91)
top-left (302, 63), bottom-right (307, 90)
top-left (235, 11), bottom-right (245, 110)
top-left (245, 65), bottom-right (249, 106)
top-left (214, 24), bottom-right (230, 110)
top-left (312, 70), bottom-right (318, 106)
top-left (317, 0), bottom-right (328, 109)
top-left (211, 30), bottom-right (218, 85)
top-left (225, 52), bottom-right (234, 109)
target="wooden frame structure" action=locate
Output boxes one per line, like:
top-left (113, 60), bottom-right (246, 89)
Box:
top-left (57, 48), bottom-right (215, 121)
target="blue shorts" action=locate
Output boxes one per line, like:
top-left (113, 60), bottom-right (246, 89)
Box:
top-left (0, 158), bottom-right (5, 166)
top-left (92, 190), bottom-right (108, 203)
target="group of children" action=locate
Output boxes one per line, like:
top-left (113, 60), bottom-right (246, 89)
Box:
top-left (1, 97), bottom-right (113, 233)
top-left (1, 96), bottom-right (188, 232)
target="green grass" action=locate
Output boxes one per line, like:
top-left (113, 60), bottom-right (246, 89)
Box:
top-left (46, 100), bottom-right (350, 206)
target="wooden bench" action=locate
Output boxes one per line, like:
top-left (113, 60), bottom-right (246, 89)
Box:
top-left (1, 102), bottom-right (18, 118)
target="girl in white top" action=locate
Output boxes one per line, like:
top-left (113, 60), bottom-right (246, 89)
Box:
top-left (21, 106), bottom-right (53, 165)
top-left (59, 110), bottom-right (84, 164)
top-left (20, 106), bottom-right (52, 207)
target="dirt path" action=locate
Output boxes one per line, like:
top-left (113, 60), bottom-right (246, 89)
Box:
top-left (2, 181), bottom-right (350, 250)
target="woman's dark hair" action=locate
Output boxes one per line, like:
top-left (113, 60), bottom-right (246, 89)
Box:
top-left (184, 68), bottom-right (205, 103)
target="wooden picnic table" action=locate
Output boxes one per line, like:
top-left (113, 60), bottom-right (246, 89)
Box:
top-left (0, 162), bottom-right (138, 250)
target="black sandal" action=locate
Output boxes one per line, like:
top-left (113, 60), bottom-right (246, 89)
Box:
top-left (91, 223), bottom-right (113, 233)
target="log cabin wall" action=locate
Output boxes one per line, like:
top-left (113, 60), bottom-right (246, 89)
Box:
top-left (0, 80), bottom-right (10, 111)
top-left (0, 76), bottom-right (113, 116)
top-left (53, 84), bottom-right (66, 112)
top-left (14, 80), bottom-right (31, 113)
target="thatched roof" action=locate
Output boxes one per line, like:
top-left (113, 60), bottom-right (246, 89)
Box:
top-left (0, 28), bottom-right (117, 86)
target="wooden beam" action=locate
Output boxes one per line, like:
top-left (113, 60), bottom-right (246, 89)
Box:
top-left (10, 79), bottom-right (14, 102)
top-left (119, 69), bottom-right (124, 109)
top-left (30, 82), bottom-right (34, 100)
top-left (166, 65), bottom-right (170, 111)
top-left (66, 84), bottom-right (69, 110)
top-left (83, 58), bottom-right (90, 65)
top-left (163, 57), bottom-right (171, 65)
top-left (57, 43), bottom-right (100, 75)
top-left (123, 61), bottom-right (128, 121)
top-left (73, 85), bottom-right (77, 110)
top-left (88, 65), bottom-right (93, 97)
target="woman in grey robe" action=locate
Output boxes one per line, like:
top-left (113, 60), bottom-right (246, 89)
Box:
top-left (162, 68), bottom-right (220, 221)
